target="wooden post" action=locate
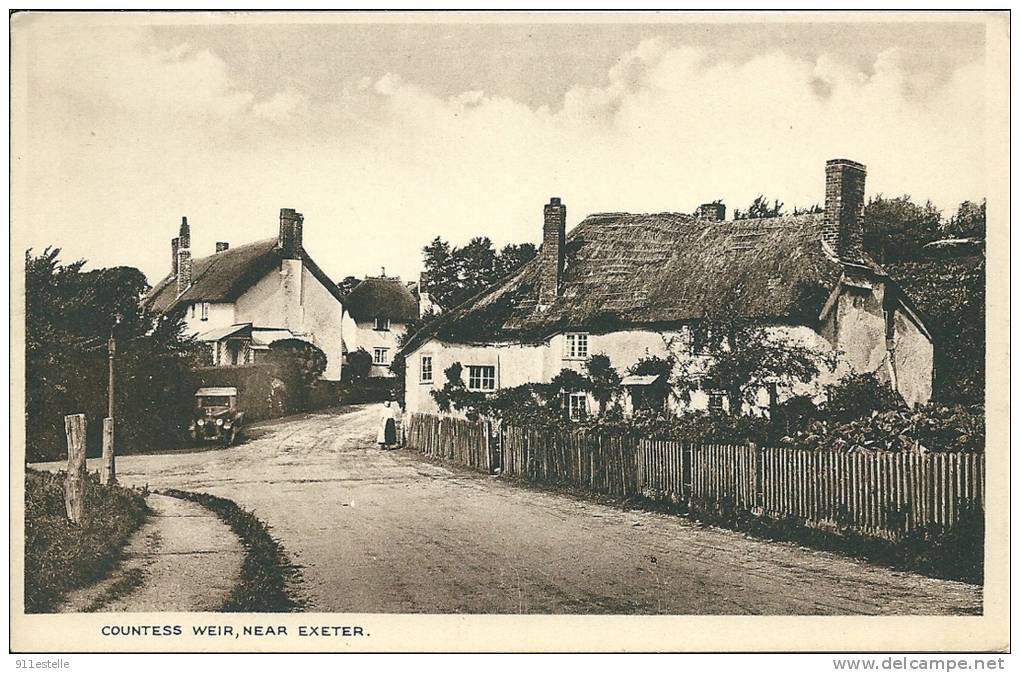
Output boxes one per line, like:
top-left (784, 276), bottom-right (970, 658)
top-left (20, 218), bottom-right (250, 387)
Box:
top-left (64, 414), bottom-right (87, 525)
top-left (101, 417), bottom-right (116, 485)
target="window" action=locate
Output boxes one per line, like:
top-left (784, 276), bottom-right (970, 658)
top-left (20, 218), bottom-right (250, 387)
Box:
top-left (565, 392), bottom-right (588, 421)
top-left (565, 333), bottom-right (588, 359)
top-left (691, 325), bottom-right (714, 355)
top-left (467, 365), bottom-right (496, 392)
top-left (420, 355), bottom-right (433, 384)
top-left (201, 302), bottom-right (209, 321)
top-left (374, 317), bottom-right (391, 331)
top-left (190, 304), bottom-right (196, 319)
top-left (373, 348), bottom-right (389, 365)
top-left (708, 392), bottom-right (725, 413)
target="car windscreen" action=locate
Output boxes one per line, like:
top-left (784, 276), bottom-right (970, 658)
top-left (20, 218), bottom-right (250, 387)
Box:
top-left (198, 396), bottom-right (231, 408)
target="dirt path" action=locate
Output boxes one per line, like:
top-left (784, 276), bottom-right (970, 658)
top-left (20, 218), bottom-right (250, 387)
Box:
top-left (33, 405), bottom-right (982, 615)
top-left (58, 494), bottom-right (243, 613)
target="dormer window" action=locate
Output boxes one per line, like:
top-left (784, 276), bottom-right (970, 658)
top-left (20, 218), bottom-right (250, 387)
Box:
top-left (374, 317), bottom-right (390, 331)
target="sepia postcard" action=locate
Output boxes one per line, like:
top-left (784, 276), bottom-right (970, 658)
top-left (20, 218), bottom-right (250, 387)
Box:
top-left (8, 10), bottom-right (1010, 654)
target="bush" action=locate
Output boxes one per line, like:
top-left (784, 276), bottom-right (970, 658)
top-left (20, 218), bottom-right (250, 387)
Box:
top-left (822, 372), bottom-right (904, 422)
top-left (343, 348), bottom-right (373, 382)
top-left (782, 403), bottom-right (985, 453)
top-left (24, 469), bottom-right (148, 613)
top-left (265, 340), bottom-right (327, 412)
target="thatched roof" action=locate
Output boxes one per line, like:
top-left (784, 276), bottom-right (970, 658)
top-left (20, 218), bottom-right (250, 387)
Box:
top-left (144, 238), bottom-right (343, 313)
top-left (402, 211), bottom-right (888, 354)
top-left (344, 276), bottom-right (419, 323)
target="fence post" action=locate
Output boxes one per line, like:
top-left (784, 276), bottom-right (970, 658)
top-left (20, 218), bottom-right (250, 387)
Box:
top-left (64, 414), bottom-right (87, 525)
top-left (101, 417), bottom-right (116, 485)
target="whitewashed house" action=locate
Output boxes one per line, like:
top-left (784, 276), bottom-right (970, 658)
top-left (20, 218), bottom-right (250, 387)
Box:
top-left (144, 208), bottom-right (346, 380)
top-left (340, 275), bottom-right (420, 378)
top-left (399, 159), bottom-right (934, 418)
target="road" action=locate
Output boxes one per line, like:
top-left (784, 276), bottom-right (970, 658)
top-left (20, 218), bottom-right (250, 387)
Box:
top-left (34, 404), bottom-right (982, 615)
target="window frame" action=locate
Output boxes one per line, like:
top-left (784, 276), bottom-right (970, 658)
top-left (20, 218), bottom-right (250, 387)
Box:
top-left (564, 332), bottom-right (589, 360)
top-left (565, 391), bottom-right (588, 421)
top-left (420, 355), bottom-right (434, 384)
top-left (373, 347), bottom-right (390, 365)
top-left (200, 302), bottom-right (209, 321)
top-left (466, 365), bottom-right (497, 392)
top-left (374, 317), bottom-right (391, 331)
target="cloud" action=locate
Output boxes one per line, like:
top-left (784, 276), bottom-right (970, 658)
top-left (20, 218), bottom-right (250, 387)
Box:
top-left (253, 90), bottom-right (308, 122)
top-left (32, 26), bottom-right (253, 120)
top-left (18, 27), bottom-right (989, 289)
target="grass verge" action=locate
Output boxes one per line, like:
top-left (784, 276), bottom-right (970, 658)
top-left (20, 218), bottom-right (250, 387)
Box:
top-left (24, 468), bottom-right (148, 613)
top-left (159, 488), bottom-right (303, 612)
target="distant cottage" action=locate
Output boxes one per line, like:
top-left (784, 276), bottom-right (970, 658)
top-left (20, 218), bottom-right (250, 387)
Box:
top-left (341, 274), bottom-right (420, 378)
top-left (400, 159), bottom-right (934, 418)
top-left (144, 208), bottom-right (346, 380)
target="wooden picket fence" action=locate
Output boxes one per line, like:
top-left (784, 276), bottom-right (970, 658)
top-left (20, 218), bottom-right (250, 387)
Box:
top-left (403, 413), bottom-right (986, 539)
top-left (404, 413), bottom-right (496, 472)
top-left (499, 427), bottom-right (639, 497)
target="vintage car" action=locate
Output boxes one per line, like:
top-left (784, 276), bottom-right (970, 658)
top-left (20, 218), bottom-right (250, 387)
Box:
top-left (190, 387), bottom-right (245, 446)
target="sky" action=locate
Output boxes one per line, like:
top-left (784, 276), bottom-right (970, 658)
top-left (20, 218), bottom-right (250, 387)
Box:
top-left (13, 13), bottom-right (995, 287)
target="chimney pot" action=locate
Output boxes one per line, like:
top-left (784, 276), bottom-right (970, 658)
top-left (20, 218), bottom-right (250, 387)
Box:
top-left (279, 208), bottom-right (304, 259)
top-left (823, 159), bottom-right (867, 260)
top-left (696, 202), bottom-right (726, 222)
top-left (540, 197), bottom-right (567, 305)
top-left (178, 216), bottom-right (190, 249)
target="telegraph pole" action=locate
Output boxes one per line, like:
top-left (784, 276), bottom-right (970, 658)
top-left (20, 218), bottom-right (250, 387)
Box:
top-left (102, 314), bottom-right (121, 485)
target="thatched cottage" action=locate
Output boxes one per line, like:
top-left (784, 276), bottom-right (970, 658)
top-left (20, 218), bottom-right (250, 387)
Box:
top-left (144, 208), bottom-right (346, 380)
top-left (399, 159), bottom-right (933, 418)
top-left (341, 274), bottom-right (420, 378)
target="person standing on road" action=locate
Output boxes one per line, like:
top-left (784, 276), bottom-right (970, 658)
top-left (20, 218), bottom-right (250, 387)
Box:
top-left (378, 400), bottom-right (398, 448)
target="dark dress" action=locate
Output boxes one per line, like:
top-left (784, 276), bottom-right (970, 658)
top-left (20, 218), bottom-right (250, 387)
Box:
top-left (384, 418), bottom-right (397, 446)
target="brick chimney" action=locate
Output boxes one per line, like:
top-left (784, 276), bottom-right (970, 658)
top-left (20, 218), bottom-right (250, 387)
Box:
top-left (171, 236), bottom-right (180, 276)
top-left (696, 202), bottom-right (726, 222)
top-left (175, 216), bottom-right (192, 297)
top-left (216, 241), bottom-right (230, 253)
top-left (823, 159), bottom-right (866, 260)
top-left (539, 197), bottom-right (566, 306)
top-left (279, 208), bottom-right (303, 259)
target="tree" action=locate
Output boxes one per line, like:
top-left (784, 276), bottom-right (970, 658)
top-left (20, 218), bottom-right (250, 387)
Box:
top-left (421, 237), bottom-right (460, 308)
top-left (734, 195), bottom-right (784, 220)
top-left (25, 247), bottom-right (200, 460)
top-left (456, 236), bottom-right (497, 301)
top-left (693, 287), bottom-right (833, 415)
top-left (862, 195), bottom-right (943, 262)
top-left (945, 199), bottom-right (986, 240)
top-left (495, 243), bottom-right (538, 279)
top-left (585, 354), bottom-right (621, 415)
top-left (336, 276), bottom-right (361, 299)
